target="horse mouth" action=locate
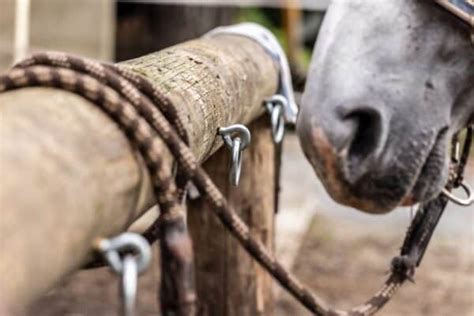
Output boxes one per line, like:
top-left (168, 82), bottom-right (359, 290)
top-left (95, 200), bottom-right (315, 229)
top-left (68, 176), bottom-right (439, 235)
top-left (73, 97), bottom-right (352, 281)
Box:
top-left (298, 122), bottom-right (451, 213)
top-left (401, 128), bottom-right (449, 206)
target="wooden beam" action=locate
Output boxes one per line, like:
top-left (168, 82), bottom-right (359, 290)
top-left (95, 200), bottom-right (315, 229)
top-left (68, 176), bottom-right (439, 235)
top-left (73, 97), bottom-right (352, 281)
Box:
top-left (0, 34), bottom-right (278, 314)
top-left (118, 0), bottom-right (330, 10)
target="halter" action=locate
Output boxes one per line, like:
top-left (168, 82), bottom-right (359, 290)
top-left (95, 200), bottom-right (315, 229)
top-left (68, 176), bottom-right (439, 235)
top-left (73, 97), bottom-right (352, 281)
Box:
top-left (441, 127), bottom-right (474, 205)
top-left (435, 0), bottom-right (474, 43)
top-left (429, 1), bottom-right (473, 205)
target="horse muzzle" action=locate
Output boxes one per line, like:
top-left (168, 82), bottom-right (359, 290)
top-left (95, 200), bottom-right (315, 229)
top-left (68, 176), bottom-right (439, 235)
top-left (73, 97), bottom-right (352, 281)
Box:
top-left (296, 99), bottom-right (450, 214)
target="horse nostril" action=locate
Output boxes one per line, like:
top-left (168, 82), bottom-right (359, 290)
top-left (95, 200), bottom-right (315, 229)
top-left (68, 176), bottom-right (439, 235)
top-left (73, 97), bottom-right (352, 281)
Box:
top-left (341, 107), bottom-right (387, 181)
top-left (297, 101), bottom-right (388, 185)
top-left (345, 108), bottom-right (383, 160)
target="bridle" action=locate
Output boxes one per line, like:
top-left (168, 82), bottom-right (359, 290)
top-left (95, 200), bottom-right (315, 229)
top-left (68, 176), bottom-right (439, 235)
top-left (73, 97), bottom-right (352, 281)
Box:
top-left (435, 0), bottom-right (474, 43)
top-left (432, 1), bottom-right (474, 204)
top-left (441, 128), bottom-right (474, 206)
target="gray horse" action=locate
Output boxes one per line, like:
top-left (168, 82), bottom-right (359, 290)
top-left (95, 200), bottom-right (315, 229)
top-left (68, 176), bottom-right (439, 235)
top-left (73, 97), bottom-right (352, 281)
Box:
top-left (297, 0), bottom-right (473, 213)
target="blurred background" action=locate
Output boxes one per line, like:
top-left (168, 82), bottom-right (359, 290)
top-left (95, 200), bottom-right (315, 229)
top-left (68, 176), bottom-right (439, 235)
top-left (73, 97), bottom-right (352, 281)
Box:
top-left (0, 0), bottom-right (472, 315)
top-left (0, 0), bottom-right (328, 72)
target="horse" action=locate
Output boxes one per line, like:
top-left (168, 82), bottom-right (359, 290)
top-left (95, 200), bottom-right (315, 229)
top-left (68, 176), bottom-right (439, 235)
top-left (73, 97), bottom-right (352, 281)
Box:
top-left (297, 0), bottom-right (474, 214)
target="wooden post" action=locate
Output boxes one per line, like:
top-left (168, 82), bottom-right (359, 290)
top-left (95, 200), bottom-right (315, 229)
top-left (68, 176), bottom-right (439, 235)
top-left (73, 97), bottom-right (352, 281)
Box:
top-left (188, 116), bottom-right (276, 316)
top-left (283, 0), bottom-right (303, 64)
top-left (13, 0), bottom-right (30, 63)
top-left (0, 34), bottom-right (278, 314)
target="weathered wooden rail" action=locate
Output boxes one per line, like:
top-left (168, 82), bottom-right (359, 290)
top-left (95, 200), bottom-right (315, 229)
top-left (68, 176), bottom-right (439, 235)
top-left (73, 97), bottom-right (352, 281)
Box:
top-left (0, 33), bottom-right (279, 314)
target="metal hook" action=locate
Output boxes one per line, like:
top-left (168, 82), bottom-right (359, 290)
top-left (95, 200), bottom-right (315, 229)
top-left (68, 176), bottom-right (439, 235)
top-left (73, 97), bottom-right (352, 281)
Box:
top-left (98, 232), bottom-right (151, 316)
top-left (265, 94), bottom-right (287, 144)
top-left (442, 181), bottom-right (474, 206)
top-left (218, 124), bottom-right (251, 186)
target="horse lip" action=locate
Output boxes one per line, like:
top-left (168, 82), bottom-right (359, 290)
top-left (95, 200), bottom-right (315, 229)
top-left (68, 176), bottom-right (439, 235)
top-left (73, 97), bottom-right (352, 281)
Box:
top-left (338, 126), bottom-right (449, 212)
top-left (298, 117), bottom-right (449, 213)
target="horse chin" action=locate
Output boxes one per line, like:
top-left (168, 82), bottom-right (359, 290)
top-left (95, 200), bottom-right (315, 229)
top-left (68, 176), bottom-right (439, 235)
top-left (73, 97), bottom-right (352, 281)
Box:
top-left (401, 133), bottom-right (449, 207)
top-left (298, 127), bottom-right (399, 214)
top-left (328, 154), bottom-right (448, 213)
top-left (356, 128), bottom-right (449, 212)
top-left (400, 170), bottom-right (448, 207)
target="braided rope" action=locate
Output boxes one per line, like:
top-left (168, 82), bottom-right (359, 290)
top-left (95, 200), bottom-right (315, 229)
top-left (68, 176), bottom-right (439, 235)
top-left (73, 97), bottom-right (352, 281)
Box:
top-left (0, 52), bottom-right (417, 315)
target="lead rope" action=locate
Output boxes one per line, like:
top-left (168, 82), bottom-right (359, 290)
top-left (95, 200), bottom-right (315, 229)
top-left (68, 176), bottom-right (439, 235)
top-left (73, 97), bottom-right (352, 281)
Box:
top-left (6, 52), bottom-right (197, 315)
top-left (1, 52), bottom-right (472, 316)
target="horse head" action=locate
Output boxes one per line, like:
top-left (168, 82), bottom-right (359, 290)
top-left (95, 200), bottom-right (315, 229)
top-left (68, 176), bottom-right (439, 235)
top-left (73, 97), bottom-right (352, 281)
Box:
top-left (297, 0), bottom-right (474, 213)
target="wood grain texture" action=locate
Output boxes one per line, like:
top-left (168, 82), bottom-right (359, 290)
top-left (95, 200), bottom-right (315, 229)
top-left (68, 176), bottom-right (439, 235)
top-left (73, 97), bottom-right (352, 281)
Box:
top-left (0, 34), bottom-right (277, 313)
top-left (188, 117), bottom-right (276, 316)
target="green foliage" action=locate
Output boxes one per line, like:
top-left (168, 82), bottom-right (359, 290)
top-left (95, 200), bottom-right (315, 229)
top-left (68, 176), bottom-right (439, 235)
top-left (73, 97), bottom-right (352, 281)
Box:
top-left (237, 8), bottom-right (288, 55)
top-left (237, 8), bottom-right (312, 68)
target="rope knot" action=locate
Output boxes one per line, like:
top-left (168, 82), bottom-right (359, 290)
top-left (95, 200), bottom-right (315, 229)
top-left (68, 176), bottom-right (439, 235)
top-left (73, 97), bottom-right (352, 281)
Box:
top-left (390, 255), bottom-right (416, 283)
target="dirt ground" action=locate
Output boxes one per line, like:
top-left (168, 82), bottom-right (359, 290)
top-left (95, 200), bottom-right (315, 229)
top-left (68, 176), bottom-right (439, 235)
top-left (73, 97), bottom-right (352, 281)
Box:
top-left (29, 214), bottom-right (474, 316)
top-left (28, 134), bottom-right (474, 315)
top-left (276, 215), bottom-right (474, 316)
top-left (275, 135), bottom-right (474, 316)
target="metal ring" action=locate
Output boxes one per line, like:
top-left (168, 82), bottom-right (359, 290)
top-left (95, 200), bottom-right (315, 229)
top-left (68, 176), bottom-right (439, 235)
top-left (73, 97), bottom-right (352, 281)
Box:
top-left (265, 95), bottom-right (287, 144)
top-left (121, 255), bottom-right (138, 316)
top-left (98, 232), bottom-right (151, 274)
top-left (442, 181), bottom-right (474, 206)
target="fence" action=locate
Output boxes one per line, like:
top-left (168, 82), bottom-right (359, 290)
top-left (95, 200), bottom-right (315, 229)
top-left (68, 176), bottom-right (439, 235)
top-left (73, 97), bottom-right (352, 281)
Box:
top-left (0, 32), bottom-right (280, 315)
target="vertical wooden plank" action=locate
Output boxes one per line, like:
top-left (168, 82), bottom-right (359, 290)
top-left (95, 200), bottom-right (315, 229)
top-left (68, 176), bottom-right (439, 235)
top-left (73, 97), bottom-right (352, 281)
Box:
top-left (115, 4), bottom-right (236, 61)
top-left (188, 116), bottom-right (276, 316)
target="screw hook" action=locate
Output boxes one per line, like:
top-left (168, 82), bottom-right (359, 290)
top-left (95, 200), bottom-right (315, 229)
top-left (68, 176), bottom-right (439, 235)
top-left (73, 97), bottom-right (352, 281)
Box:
top-left (97, 232), bottom-right (151, 316)
top-left (265, 94), bottom-right (287, 144)
top-left (218, 124), bottom-right (251, 186)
